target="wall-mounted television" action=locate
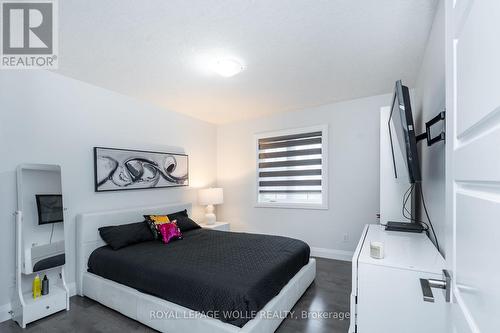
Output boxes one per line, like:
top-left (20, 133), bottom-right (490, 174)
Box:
top-left (35, 194), bottom-right (64, 225)
top-left (386, 80), bottom-right (425, 233)
top-left (388, 80), bottom-right (421, 184)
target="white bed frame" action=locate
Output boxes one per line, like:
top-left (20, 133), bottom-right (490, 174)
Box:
top-left (76, 203), bottom-right (316, 333)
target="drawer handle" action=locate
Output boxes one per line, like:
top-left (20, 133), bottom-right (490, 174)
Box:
top-left (419, 269), bottom-right (451, 303)
top-left (46, 306), bottom-right (50, 309)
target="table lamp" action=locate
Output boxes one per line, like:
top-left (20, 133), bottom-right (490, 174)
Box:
top-left (198, 188), bottom-right (223, 225)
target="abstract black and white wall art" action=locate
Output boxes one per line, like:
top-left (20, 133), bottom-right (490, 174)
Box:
top-left (94, 147), bottom-right (189, 192)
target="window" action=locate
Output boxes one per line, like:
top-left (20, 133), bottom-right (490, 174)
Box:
top-left (255, 125), bottom-right (328, 209)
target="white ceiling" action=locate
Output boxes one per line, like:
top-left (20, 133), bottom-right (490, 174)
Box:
top-left (57, 0), bottom-right (438, 124)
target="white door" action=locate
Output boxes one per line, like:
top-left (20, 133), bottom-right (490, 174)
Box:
top-left (445, 0), bottom-right (500, 331)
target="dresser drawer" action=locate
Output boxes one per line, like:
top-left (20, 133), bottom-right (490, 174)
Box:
top-left (24, 292), bottom-right (66, 323)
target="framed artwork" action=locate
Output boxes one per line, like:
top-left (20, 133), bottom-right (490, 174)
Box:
top-left (94, 147), bottom-right (189, 192)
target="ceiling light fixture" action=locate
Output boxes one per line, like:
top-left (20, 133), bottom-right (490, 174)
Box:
top-left (212, 58), bottom-right (244, 77)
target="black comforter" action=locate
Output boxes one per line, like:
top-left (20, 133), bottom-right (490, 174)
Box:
top-left (88, 228), bottom-right (310, 327)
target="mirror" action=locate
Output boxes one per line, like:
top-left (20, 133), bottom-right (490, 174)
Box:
top-left (17, 164), bottom-right (65, 274)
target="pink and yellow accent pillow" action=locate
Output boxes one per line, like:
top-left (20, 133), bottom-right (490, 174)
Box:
top-left (144, 214), bottom-right (182, 243)
top-left (144, 214), bottom-right (170, 240)
top-left (158, 220), bottom-right (183, 244)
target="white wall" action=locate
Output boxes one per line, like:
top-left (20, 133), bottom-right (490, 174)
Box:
top-left (217, 93), bottom-right (391, 259)
top-left (0, 71), bottom-right (217, 313)
top-left (413, 0), bottom-right (446, 255)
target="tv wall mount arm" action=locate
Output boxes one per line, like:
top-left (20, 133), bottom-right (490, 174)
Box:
top-left (416, 111), bottom-right (446, 146)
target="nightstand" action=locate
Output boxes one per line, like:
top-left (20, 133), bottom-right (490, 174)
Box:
top-left (200, 222), bottom-right (230, 231)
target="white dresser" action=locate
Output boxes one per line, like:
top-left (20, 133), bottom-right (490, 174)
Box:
top-left (349, 224), bottom-right (446, 333)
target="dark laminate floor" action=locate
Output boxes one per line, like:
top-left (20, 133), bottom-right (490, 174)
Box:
top-left (0, 258), bottom-right (351, 333)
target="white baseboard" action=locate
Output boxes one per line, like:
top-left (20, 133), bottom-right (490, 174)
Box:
top-left (0, 302), bottom-right (12, 323)
top-left (311, 247), bottom-right (353, 262)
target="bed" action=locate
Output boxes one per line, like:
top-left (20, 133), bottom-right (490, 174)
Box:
top-left (76, 203), bottom-right (316, 333)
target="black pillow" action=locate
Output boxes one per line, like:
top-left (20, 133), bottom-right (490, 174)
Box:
top-left (166, 210), bottom-right (200, 232)
top-left (167, 209), bottom-right (189, 221)
top-left (98, 222), bottom-right (154, 250)
top-left (172, 215), bottom-right (201, 233)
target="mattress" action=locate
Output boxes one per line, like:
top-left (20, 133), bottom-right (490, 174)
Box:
top-left (88, 228), bottom-right (310, 327)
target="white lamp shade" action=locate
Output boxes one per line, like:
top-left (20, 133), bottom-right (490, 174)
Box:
top-left (198, 188), bottom-right (224, 205)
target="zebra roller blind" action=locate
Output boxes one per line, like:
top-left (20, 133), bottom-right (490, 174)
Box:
top-left (257, 126), bottom-right (327, 207)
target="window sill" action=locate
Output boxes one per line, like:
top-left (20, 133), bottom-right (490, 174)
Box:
top-left (254, 202), bottom-right (328, 210)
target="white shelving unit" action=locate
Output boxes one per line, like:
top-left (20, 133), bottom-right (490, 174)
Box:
top-left (11, 164), bottom-right (69, 328)
top-left (19, 283), bottom-right (67, 325)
